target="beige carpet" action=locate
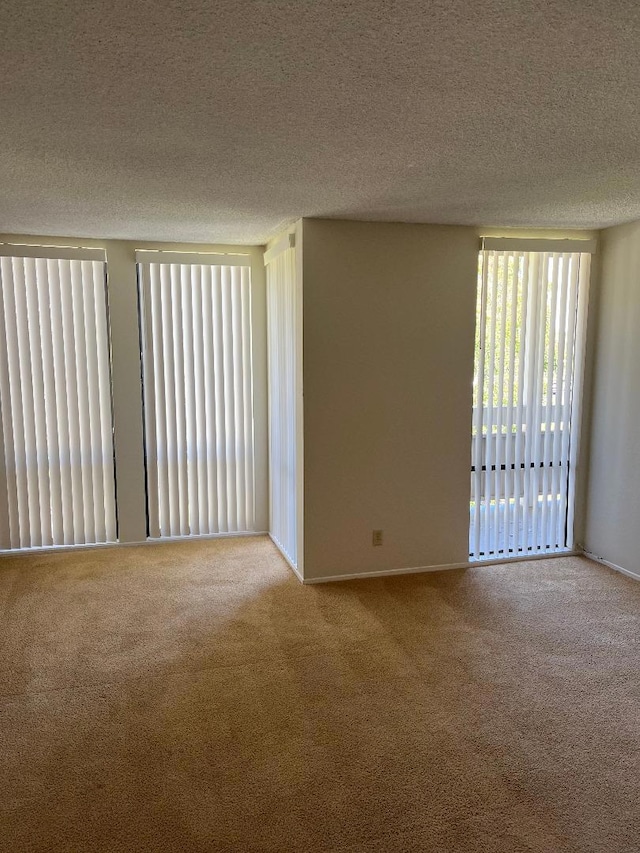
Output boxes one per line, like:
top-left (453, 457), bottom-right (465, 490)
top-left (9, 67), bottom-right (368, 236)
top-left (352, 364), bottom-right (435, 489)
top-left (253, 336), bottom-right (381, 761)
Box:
top-left (0, 537), bottom-right (638, 852)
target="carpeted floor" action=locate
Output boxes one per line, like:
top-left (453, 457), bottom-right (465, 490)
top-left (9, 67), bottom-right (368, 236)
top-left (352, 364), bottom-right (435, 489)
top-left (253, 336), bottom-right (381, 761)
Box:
top-left (0, 537), bottom-right (638, 852)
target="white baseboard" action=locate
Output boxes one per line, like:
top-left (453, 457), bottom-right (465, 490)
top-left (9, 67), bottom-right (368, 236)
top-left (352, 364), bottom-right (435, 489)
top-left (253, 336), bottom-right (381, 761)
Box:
top-left (141, 531), bottom-right (268, 546)
top-left (581, 549), bottom-right (640, 582)
top-left (299, 549), bottom-right (581, 585)
top-left (301, 560), bottom-right (470, 584)
top-left (0, 530), bottom-right (269, 558)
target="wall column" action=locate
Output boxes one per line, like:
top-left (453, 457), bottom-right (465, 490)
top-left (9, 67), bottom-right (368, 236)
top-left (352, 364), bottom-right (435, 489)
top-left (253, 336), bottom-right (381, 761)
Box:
top-left (104, 242), bottom-right (148, 543)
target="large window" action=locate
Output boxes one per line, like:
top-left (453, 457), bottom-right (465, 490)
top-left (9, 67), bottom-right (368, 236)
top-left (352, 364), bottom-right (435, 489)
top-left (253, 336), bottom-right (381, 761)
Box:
top-left (470, 239), bottom-right (592, 560)
top-left (0, 246), bottom-right (117, 549)
top-left (137, 252), bottom-right (256, 538)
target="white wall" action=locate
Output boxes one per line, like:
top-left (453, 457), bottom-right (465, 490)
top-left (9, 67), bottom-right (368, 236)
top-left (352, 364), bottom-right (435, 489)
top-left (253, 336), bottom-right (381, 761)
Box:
top-left (265, 225), bottom-right (304, 572)
top-left (583, 220), bottom-right (640, 576)
top-left (0, 234), bottom-right (268, 544)
top-left (301, 219), bottom-right (479, 580)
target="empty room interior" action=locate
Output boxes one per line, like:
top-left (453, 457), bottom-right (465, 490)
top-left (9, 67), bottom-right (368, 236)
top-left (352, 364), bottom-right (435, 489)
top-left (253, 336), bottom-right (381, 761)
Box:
top-left (1, 1), bottom-right (639, 851)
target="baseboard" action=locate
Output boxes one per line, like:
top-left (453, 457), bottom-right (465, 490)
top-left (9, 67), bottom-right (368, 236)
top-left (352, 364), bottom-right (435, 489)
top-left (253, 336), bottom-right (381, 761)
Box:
top-left (140, 531), bottom-right (268, 546)
top-left (581, 549), bottom-right (640, 582)
top-left (301, 561), bottom-right (470, 584)
top-left (0, 530), bottom-right (269, 558)
top-left (300, 550), bottom-right (582, 585)
top-left (268, 533), bottom-right (304, 583)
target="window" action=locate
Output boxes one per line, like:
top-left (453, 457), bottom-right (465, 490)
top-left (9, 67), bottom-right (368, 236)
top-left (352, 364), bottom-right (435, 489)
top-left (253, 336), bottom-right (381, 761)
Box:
top-left (0, 246), bottom-right (116, 549)
top-left (470, 239), bottom-right (592, 559)
top-left (137, 253), bottom-right (256, 538)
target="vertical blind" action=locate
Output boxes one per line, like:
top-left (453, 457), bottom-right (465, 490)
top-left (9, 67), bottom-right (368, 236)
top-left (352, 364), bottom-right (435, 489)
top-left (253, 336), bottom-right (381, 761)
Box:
top-left (0, 247), bottom-right (117, 550)
top-left (470, 241), bottom-right (592, 560)
top-left (265, 239), bottom-right (298, 567)
top-left (137, 253), bottom-right (255, 538)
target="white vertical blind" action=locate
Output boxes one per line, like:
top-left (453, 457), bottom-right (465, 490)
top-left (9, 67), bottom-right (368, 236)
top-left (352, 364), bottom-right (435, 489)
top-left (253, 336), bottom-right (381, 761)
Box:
top-left (137, 254), bottom-right (255, 538)
top-left (0, 249), bottom-right (116, 550)
top-left (470, 245), bottom-right (591, 560)
top-left (265, 243), bottom-right (298, 567)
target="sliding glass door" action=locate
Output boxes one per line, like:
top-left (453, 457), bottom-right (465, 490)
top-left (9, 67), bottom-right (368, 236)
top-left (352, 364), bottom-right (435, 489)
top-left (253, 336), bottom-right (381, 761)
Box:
top-left (470, 240), bottom-right (591, 560)
top-left (137, 252), bottom-right (256, 539)
top-left (0, 247), bottom-right (117, 550)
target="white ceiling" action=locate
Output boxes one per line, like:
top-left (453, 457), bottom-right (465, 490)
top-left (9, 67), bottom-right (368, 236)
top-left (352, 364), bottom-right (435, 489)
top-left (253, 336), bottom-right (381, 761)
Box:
top-left (2, 0), bottom-right (640, 244)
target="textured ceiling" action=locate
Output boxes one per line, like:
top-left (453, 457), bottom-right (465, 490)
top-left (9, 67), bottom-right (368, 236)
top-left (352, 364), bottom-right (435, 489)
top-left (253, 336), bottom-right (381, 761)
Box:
top-left (2, 0), bottom-right (640, 244)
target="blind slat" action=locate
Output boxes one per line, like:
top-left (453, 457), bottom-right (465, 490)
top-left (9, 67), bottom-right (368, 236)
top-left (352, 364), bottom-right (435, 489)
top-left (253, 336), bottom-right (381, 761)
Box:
top-left (549, 255), bottom-right (571, 548)
top-left (557, 256), bottom-right (580, 547)
top-left (39, 260), bottom-right (63, 544)
top-left (221, 267), bottom-right (237, 530)
top-left (0, 259), bottom-right (20, 547)
top-left (566, 255), bottom-right (592, 547)
top-left (504, 253), bottom-right (519, 554)
top-left (25, 260), bottom-right (51, 545)
top-left (492, 251), bottom-right (509, 553)
top-left (201, 267), bottom-right (218, 530)
top-left (49, 260), bottom-right (74, 543)
top-left (89, 260), bottom-right (117, 543)
top-left (540, 255), bottom-right (559, 550)
top-left (231, 268), bottom-right (244, 531)
top-left (241, 268), bottom-right (255, 528)
top-left (145, 263), bottom-right (162, 537)
top-left (190, 265), bottom-right (208, 535)
top-left (6, 260), bottom-right (31, 546)
top-left (213, 267), bottom-right (229, 531)
top-left (159, 264), bottom-right (179, 535)
top-left (180, 264), bottom-right (198, 535)
top-left (59, 261), bottom-right (83, 541)
top-left (71, 261), bottom-right (95, 543)
top-left (513, 252), bottom-right (530, 553)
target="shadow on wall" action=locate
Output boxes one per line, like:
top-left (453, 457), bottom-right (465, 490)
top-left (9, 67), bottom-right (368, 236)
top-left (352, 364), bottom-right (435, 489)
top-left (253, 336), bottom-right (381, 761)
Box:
top-left (1, 538), bottom-right (638, 852)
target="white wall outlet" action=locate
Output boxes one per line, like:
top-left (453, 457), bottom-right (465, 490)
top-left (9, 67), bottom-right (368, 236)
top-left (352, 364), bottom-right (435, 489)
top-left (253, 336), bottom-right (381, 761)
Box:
top-left (372, 529), bottom-right (383, 546)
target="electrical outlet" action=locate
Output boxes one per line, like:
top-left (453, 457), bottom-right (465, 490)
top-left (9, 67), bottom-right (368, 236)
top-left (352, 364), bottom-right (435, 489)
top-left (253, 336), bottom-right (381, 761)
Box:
top-left (372, 529), bottom-right (383, 547)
